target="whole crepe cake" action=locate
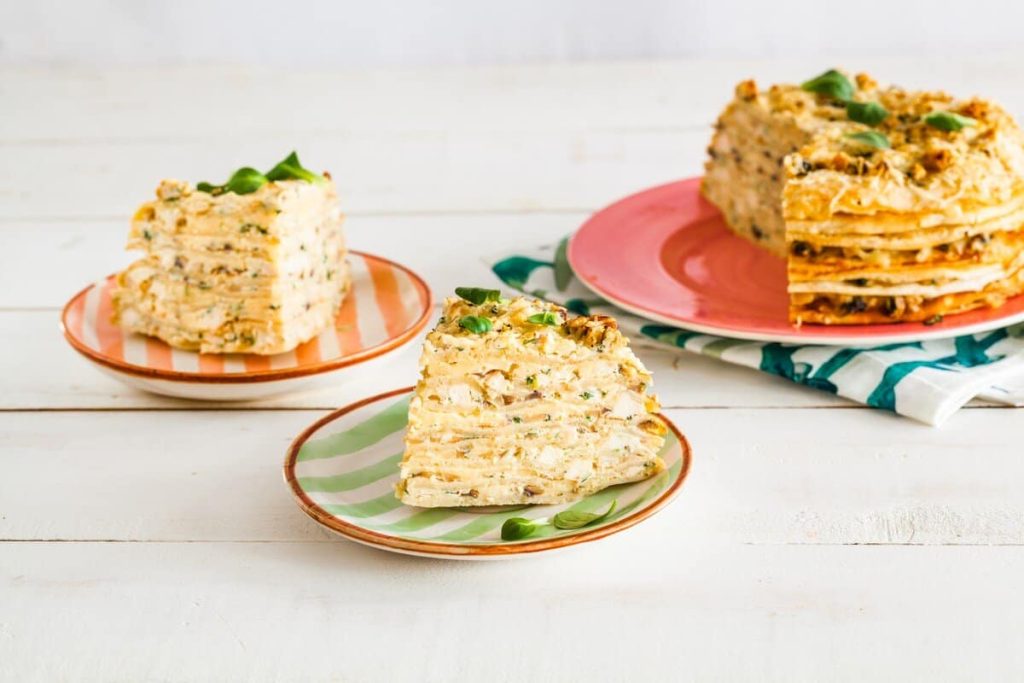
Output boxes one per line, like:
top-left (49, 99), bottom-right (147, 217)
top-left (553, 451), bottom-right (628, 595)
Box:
top-left (396, 288), bottom-right (667, 508)
top-left (702, 69), bottom-right (1024, 325)
top-left (113, 152), bottom-right (349, 354)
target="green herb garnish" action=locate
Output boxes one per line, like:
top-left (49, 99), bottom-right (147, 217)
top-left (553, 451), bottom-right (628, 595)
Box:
top-left (501, 517), bottom-right (547, 541)
top-left (196, 151), bottom-right (323, 196)
top-left (500, 500), bottom-right (619, 540)
top-left (200, 167), bottom-right (268, 196)
top-left (455, 287), bottom-right (502, 305)
top-left (801, 69), bottom-right (854, 101)
top-left (552, 500), bottom-right (618, 530)
top-left (846, 100), bottom-right (889, 126)
top-left (580, 391), bottom-right (593, 400)
top-left (923, 111), bottom-right (977, 132)
top-left (527, 312), bottom-right (562, 326)
top-left (845, 131), bottom-right (891, 150)
top-left (458, 315), bottom-right (492, 334)
top-left (265, 151), bottom-right (326, 184)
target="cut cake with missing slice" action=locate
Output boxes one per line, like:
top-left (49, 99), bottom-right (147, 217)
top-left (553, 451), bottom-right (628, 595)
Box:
top-left (703, 70), bottom-right (1024, 325)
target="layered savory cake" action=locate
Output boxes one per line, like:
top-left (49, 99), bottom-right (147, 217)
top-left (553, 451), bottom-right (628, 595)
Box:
top-left (396, 288), bottom-right (666, 507)
top-left (703, 70), bottom-right (1024, 324)
top-left (113, 155), bottom-right (349, 354)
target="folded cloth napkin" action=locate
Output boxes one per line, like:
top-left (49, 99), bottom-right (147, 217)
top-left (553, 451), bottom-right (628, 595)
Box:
top-left (487, 238), bottom-right (1024, 426)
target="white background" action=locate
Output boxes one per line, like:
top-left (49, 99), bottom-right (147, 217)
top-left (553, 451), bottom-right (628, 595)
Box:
top-left (3, 0), bottom-right (1024, 66)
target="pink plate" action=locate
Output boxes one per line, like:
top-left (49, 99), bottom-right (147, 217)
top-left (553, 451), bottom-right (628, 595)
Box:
top-left (568, 177), bottom-right (1024, 346)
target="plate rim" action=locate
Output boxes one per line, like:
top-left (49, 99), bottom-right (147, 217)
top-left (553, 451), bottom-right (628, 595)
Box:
top-left (567, 177), bottom-right (1024, 346)
top-left (282, 386), bottom-right (692, 558)
top-left (60, 250), bottom-right (434, 384)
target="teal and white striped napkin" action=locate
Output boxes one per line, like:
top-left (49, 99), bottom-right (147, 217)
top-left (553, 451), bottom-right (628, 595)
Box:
top-left (488, 239), bottom-right (1024, 426)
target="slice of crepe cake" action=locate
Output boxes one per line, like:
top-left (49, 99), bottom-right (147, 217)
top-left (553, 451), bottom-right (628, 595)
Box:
top-left (396, 288), bottom-right (666, 508)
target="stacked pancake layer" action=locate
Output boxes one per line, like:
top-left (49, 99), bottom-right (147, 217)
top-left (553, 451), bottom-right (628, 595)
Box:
top-left (703, 73), bottom-right (1024, 324)
top-left (113, 178), bottom-right (349, 354)
top-left (396, 296), bottom-right (666, 508)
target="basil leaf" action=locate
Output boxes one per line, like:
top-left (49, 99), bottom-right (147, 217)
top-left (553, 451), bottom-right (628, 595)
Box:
top-left (196, 181), bottom-right (220, 194)
top-left (552, 500), bottom-right (618, 530)
top-left (845, 131), bottom-right (890, 150)
top-left (501, 517), bottom-right (544, 541)
top-left (801, 69), bottom-right (854, 101)
top-left (455, 287), bottom-right (502, 305)
top-left (846, 100), bottom-right (889, 126)
top-left (458, 315), bottom-right (493, 334)
top-left (526, 312), bottom-right (561, 326)
top-left (923, 111), bottom-right (976, 132)
top-left (265, 151), bottom-right (325, 184)
top-left (224, 167), bottom-right (269, 195)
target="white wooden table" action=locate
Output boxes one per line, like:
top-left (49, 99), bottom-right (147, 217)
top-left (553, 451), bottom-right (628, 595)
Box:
top-left (3, 58), bottom-right (1024, 681)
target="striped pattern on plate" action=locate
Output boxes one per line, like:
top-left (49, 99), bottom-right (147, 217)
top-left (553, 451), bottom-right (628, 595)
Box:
top-left (62, 251), bottom-right (432, 381)
top-left (284, 387), bottom-right (691, 558)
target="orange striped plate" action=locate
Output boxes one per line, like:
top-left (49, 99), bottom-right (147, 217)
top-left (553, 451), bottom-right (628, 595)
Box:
top-left (61, 251), bottom-right (432, 384)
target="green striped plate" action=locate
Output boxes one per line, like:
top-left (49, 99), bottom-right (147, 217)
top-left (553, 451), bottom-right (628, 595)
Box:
top-left (284, 387), bottom-right (691, 559)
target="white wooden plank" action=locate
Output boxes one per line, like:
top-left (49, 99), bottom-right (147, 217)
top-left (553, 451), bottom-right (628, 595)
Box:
top-left (3, 406), bottom-right (1018, 544)
top-left (6, 59), bottom-right (1024, 219)
top-left (2, 540), bottom-right (1023, 681)
top-left (0, 308), bottom-right (850, 409)
top-left (0, 62), bottom-right (717, 139)
top-left (4, 59), bottom-right (1024, 142)
top-left (0, 129), bottom-right (708, 219)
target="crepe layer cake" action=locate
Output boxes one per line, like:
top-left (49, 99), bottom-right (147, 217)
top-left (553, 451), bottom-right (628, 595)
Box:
top-left (396, 292), bottom-right (667, 507)
top-left (113, 175), bottom-right (349, 354)
top-left (702, 71), bottom-right (1024, 324)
